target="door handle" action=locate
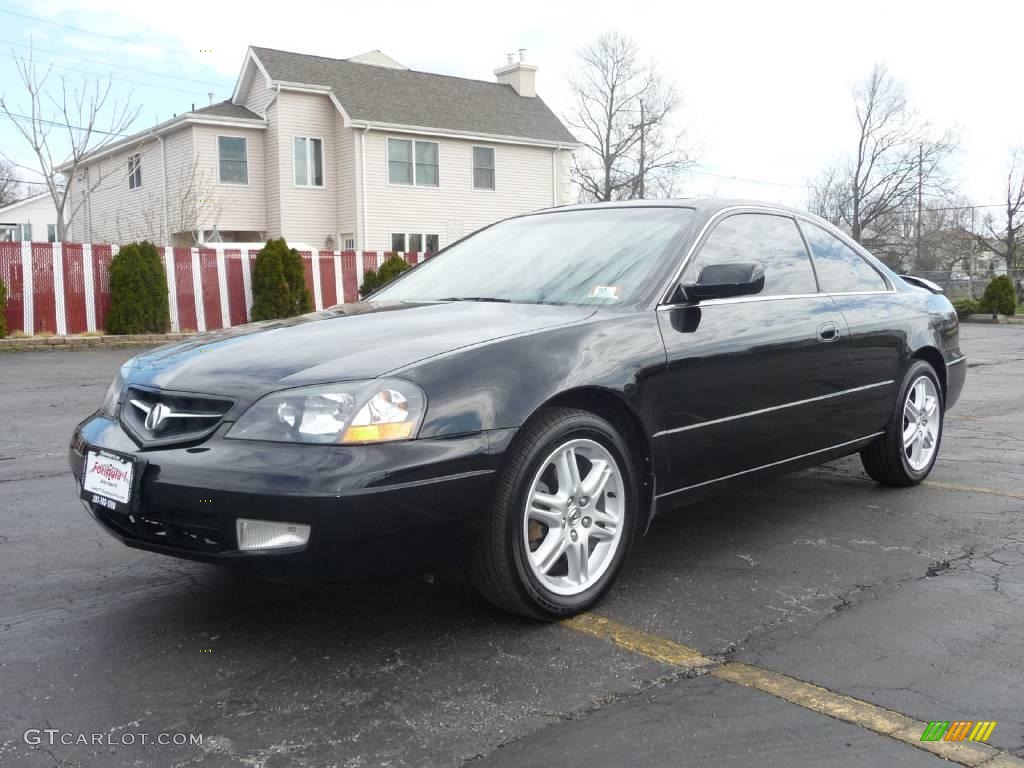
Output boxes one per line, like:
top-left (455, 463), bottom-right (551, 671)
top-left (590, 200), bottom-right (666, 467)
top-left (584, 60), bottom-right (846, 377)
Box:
top-left (817, 321), bottom-right (840, 342)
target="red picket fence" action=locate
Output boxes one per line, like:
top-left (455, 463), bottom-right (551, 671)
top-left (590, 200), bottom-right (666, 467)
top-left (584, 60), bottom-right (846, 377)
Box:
top-left (0, 243), bottom-right (428, 336)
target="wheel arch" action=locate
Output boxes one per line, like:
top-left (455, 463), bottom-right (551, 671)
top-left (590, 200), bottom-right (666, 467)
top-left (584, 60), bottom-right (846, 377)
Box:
top-left (531, 386), bottom-right (656, 536)
top-left (911, 345), bottom-right (947, 403)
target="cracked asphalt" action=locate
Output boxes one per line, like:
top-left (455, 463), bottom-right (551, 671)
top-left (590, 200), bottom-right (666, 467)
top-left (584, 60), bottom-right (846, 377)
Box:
top-left (1, 323), bottom-right (1022, 767)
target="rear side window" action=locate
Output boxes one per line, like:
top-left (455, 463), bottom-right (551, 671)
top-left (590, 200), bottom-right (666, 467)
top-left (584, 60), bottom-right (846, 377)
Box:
top-left (685, 213), bottom-right (817, 296)
top-left (801, 220), bottom-right (888, 293)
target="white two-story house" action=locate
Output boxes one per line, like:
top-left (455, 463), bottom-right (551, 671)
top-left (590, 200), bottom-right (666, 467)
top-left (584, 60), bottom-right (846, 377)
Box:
top-left (65, 47), bottom-right (578, 251)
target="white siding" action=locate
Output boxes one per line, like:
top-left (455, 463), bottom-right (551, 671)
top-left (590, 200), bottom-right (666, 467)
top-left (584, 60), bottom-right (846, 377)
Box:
top-left (0, 194), bottom-right (59, 240)
top-left (335, 113), bottom-right (357, 239)
top-left (264, 99), bottom-right (282, 237)
top-left (277, 90), bottom-right (338, 248)
top-left (362, 131), bottom-right (561, 251)
top-left (71, 136), bottom-right (175, 244)
top-left (241, 71), bottom-right (274, 116)
top-left (190, 125), bottom-right (267, 234)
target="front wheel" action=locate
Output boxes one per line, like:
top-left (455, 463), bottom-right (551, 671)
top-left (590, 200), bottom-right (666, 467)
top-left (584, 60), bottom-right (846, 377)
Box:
top-left (860, 360), bottom-right (943, 486)
top-left (470, 407), bottom-right (636, 619)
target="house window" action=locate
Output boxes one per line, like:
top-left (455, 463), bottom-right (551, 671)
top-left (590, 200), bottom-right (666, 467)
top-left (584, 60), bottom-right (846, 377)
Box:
top-left (47, 224), bottom-right (57, 242)
top-left (387, 138), bottom-right (439, 187)
top-left (473, 146), bottom-right (495, 190)
top-left (21, 223), bottom-right (32, 242)
top-left (218, 136), bottom-right (248, 184)
top-left (341, 234), bottom-right (355, 250)
top-left (128, 154), bottom-right (141, 190)
top-left (293, 137), bottom-right (324, 187)
top-left (390, 232), bottom-right (440, 252)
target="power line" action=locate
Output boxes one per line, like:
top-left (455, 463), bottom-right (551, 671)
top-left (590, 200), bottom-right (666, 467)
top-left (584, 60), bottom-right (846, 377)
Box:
top-left (0, 50), bottom-right (215, 97)
top-left (1, 110), bottom-right (133, 137)
top-left (689, 165), bottom-right (808, 189)
top-left (0, 38), bottom-right (229, 88)
top-left (0, 8), bottom-right (197, 57)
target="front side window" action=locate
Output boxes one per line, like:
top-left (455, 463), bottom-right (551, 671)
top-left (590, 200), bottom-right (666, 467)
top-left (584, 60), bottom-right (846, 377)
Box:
top-left (372, 208), bottom-right (695, 306)
top-left (473, 146), bottom-right (495, 190)
top-left (800, 220), bottom-right (888, 293)
top-left (685, 213), bottom-right (817, 297)
top-left (388, 138), bottom-right (439, 186)
top-left (218, 136), bottom-right (248, 184)
top-left (294, 137), bottom-right (324, 187)
top-left (128, 154), bottom-right (141, 190)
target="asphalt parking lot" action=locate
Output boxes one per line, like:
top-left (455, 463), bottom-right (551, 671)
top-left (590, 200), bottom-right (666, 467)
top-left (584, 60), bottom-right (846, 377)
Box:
top-left (1, 323), bottom-right (1022, 768)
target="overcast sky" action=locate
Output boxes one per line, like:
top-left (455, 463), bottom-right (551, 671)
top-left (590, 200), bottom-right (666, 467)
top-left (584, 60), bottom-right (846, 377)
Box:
top-left (2, 0), bottom-right (1021, 211)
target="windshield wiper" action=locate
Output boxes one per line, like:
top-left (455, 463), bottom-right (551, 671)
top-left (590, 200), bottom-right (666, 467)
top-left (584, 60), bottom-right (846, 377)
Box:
top-left (436, 296), bottom-right (511, 303)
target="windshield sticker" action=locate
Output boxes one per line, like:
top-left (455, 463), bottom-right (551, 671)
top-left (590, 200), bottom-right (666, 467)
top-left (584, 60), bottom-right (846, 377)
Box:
top-left (588, 285), bottom-right (621, 300)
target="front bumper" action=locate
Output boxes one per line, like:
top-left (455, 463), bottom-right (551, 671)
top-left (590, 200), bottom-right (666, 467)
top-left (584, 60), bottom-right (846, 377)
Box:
top-left (70, 415), bottom-right (515, 583)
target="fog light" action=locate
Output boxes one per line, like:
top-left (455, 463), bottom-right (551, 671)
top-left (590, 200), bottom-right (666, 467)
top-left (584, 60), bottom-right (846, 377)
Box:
top-left (236, 518), bottom-right (311, 552)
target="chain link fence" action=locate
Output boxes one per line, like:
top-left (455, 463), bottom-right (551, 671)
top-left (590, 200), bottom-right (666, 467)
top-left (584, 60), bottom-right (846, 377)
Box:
top-left (913, 269), bottom-right (1024, 302)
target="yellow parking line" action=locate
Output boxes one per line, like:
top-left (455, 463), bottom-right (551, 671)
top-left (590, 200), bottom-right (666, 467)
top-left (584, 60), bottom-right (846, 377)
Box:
top-left (922, 480), bottom-right (1024, 501)
top-left (561, 613), bottom-right (713, 670)
top-left (562, 613), bottom-right (1024, 767)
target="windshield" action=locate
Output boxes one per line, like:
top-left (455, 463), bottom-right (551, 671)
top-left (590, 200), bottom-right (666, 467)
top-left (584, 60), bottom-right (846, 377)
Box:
top-left (372, 207), bottom-right (695, 307)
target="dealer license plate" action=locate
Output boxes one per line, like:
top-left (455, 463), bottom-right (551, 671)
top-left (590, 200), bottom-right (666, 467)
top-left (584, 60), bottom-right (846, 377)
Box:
top-left (80, 450), bottom-right (136, 513)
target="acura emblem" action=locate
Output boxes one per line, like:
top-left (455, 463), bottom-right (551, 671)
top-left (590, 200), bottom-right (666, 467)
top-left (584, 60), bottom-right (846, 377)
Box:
top-left (145, 402), bottom-right (172, 431)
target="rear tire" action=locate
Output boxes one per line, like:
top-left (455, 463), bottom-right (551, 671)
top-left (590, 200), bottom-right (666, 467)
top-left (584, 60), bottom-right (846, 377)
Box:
top-left (860, 360), bottom-right (943, 486)
top-left (469, 407), bottom-right (636, 619)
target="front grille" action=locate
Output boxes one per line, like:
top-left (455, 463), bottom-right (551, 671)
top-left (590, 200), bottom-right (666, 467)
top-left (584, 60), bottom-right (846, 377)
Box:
top-left (95, 503), bottom-right (233, 553)
top-left (121, 386), bottom-right (233, 447)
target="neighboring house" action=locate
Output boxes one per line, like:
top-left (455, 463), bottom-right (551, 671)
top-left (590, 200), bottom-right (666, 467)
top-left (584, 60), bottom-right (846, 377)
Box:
top-left (0, 192), bottom-right (60, 242)
top-left (65, 47), bottom-right (578, 250)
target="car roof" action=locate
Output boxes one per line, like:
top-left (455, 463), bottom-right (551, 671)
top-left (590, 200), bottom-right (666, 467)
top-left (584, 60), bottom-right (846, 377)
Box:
top-left (528, 197), bottom-right (813, 218)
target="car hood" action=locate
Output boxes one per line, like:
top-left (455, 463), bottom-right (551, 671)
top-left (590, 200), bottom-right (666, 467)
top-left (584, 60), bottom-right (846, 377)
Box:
top-left (124, 301), bottom-right (595, 400)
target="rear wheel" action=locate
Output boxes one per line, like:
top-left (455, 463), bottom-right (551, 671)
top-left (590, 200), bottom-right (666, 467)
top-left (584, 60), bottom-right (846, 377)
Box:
top-left (860, 360), bottom-right (943, 486)
top-left (470, 407), bottom-right (636, 619)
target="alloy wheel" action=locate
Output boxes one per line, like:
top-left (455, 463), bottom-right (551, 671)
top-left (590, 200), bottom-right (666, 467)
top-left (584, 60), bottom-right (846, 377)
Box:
top-left (903, 375), bottom-right (940, 471)
top-left (522, 438), bottom-right (625, 596)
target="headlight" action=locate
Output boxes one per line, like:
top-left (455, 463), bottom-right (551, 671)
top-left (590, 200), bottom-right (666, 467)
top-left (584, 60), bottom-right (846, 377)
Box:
top-left (98, 367), bottom-right (127, 418)
top-left (226, 379), bottom-right (426, 444)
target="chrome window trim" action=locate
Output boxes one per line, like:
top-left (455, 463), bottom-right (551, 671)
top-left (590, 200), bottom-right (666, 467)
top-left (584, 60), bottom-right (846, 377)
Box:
top-left (657, 205), bottom-right (786, 306)
top-left (657, 206), bottom-right (898, 306)
top-left (657, 292), bottom-right (826, 311)
top-left (656, 432), bottom-right (885, 499)
top-left (793, 213), bottom-right (895, 292)
top-left (652, 380), bottom-right (895, 437)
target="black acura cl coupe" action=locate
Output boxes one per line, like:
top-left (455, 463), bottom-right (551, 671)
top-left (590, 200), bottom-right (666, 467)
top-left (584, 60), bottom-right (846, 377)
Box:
top-left (71, 199), bottom-right (965, 618)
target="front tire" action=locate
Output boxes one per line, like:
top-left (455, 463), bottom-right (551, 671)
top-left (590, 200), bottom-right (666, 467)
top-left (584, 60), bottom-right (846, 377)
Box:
top-left (470, 407), bottom-right (636, 619)
top-left (860, 360), bottom-right (943, 486)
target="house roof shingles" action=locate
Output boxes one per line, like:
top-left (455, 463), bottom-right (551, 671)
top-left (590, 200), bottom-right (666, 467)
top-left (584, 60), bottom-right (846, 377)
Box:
top-left (251, 46), bottom-right (577, 145)
top-left (191, 101), bottom-right (262, 120)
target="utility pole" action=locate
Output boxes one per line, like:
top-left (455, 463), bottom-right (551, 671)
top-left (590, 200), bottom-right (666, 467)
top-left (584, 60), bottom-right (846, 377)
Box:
top-left (628, 99), bottom-right (647, 199)
top-left (637, 99), bottom-right (646, 199)
top-left (915, 143), bottom-right (923, 271)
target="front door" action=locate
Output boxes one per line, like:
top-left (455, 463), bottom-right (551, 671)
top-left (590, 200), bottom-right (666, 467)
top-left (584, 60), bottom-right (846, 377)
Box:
top-left (653, 210), bottom-right (852, 497)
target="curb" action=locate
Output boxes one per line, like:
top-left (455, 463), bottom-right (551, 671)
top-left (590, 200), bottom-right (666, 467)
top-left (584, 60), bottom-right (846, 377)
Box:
top-left (961, 314), bottom-right (1023, 325)
top-left (0, 333), bottom-right (196, 352)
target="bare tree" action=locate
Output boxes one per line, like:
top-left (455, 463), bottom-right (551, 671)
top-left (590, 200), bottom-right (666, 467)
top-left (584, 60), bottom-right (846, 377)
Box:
top-left (0, 159), bottom-right (25, 206)
top-left (566, 31), bottom-right (693, 202)
top-left (0, 43), bottom-right (141, 240)
top-left (809, 64), bottom-right (956, 248)
top-left (963, 149), bottom-right (1024, 273)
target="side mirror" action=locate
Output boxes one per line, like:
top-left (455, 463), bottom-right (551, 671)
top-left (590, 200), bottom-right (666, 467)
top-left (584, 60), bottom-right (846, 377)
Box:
top-left (682, 262), bottom-right (765, 302)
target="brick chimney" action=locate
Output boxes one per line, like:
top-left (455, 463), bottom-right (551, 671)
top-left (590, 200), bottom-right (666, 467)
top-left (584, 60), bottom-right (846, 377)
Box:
top-left (494, 49), bottom-right (538, 97)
